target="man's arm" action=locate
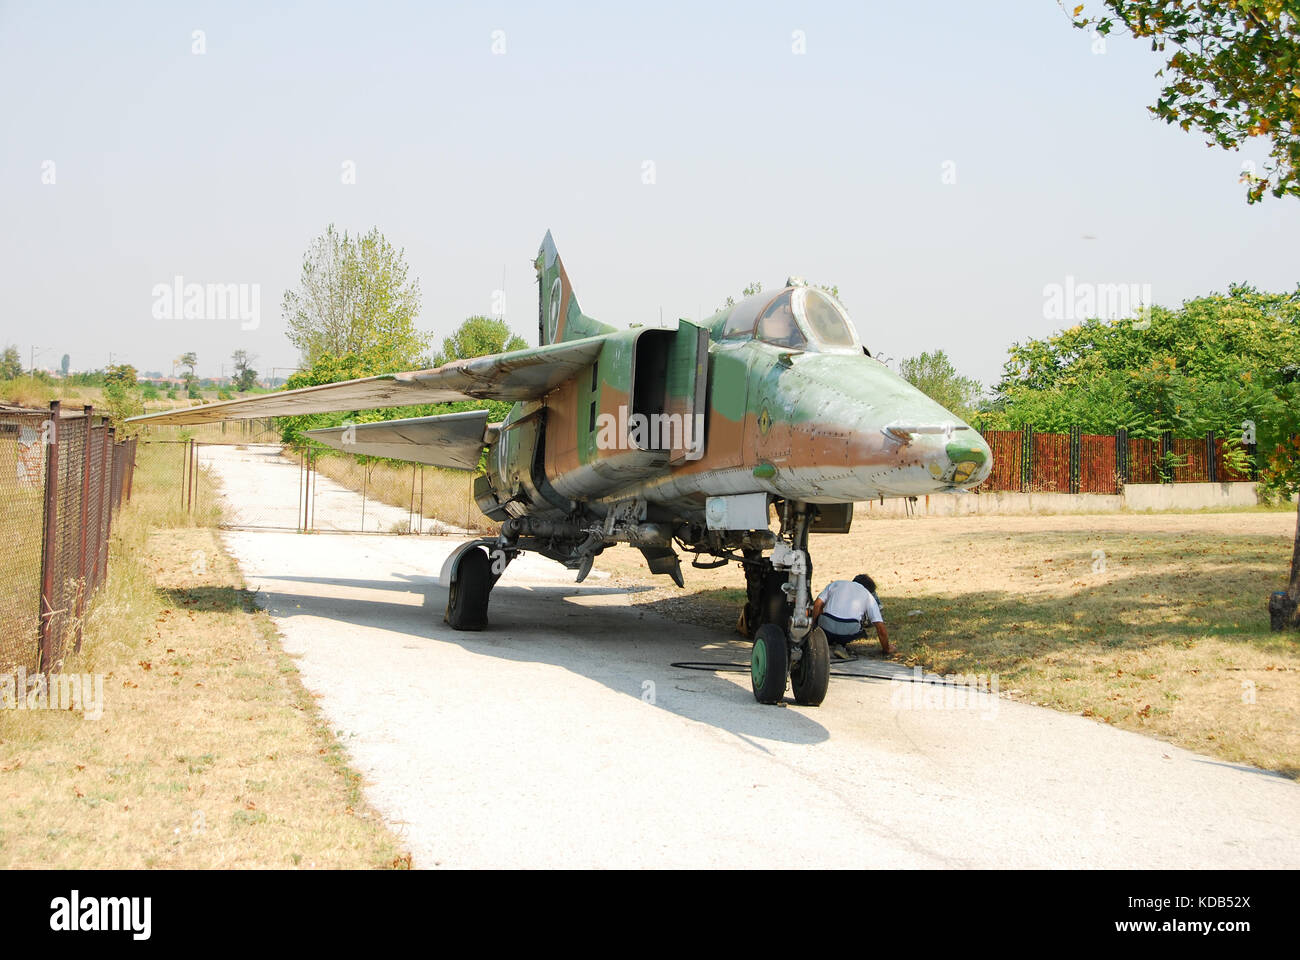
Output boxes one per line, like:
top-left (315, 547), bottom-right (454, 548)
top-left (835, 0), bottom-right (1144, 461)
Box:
top-left (874, 620), bottom-right (892, 655)
top-left (862, 592), bottom-right (892, 655)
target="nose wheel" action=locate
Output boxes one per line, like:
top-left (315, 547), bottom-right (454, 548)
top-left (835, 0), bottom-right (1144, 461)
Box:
top-left (750, 624), bottom-right (830, 706)
top-left (750, 624), bottom-right (789, 704)
top-left (747, 500), bottom-right (829, 707)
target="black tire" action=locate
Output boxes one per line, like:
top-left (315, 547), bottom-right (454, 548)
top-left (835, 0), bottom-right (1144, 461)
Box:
top-left (760, 570), bottom-right (792, 628)
top-left (445, 548), bottom-right (492, 630)
top-left (750, 623), bottom-right (789, 705)
top-left (792, 627), bottom-right (830, 707)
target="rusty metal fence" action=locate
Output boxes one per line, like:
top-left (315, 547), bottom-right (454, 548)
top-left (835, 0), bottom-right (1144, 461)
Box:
top-left (974, 427), bottom-right (1256, 494)
top-left (0, 403), bottom-right (136, 675)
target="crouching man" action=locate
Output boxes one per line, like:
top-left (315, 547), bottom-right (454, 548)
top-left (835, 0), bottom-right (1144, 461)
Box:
top-left (811, 574), bottom-right (892, 660)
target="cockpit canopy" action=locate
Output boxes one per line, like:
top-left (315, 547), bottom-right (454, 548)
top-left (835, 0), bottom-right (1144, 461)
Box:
top-left (714, 285), bottom-right (864, 354)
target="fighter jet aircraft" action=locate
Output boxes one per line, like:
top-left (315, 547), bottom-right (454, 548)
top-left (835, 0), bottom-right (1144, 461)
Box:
top-left (130, 232), bottom-right (992, 706)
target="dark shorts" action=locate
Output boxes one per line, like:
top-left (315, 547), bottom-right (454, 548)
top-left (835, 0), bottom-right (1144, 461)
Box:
top-left (818, 614), bottom-right (863, 646)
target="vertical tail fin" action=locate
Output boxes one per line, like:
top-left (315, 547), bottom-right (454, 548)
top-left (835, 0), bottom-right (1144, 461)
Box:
top-left (536, 230), bottom-right (583, 346)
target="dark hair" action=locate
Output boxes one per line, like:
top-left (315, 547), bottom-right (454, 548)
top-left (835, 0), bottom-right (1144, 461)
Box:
top-left (853, 574), bottom-right (876, 594)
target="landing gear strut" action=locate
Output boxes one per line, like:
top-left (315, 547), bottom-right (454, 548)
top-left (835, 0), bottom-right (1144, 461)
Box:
top-left (746, 501), bottom-right (829, 707)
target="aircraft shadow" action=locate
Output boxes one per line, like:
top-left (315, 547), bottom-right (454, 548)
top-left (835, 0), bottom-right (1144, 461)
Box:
top-left (239, 572), bottom-right (831, 747)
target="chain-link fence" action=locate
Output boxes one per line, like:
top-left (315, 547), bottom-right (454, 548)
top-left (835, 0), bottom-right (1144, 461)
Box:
top-left (0, 403), bottom-right (136, 675)
top-left (135, 437), bottom-right (495, 534)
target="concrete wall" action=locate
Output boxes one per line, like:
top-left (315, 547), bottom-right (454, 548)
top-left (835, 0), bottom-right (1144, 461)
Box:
top-left (858, 482), bottom-right (1289, 518)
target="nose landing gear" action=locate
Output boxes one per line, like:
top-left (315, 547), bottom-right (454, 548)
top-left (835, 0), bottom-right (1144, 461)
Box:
top-left (745, 501), bottom-right (830, 706)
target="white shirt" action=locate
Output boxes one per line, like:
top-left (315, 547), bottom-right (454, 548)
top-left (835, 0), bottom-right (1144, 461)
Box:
top-left (817, 580), bottom-right (882, 630)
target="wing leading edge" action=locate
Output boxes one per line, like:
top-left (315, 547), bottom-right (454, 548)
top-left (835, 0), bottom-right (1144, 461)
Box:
top-left (304, 410), bottom-right (493, 470)
top-left (127, 336), bottom-right (605, 426)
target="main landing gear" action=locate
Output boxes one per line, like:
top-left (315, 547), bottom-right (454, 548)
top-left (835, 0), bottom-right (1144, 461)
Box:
top-left (442, 539), bottom-right (512, 630)
top-left (744, 501), bottom-right (829, 707)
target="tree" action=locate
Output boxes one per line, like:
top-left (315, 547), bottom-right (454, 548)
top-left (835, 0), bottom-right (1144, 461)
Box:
top-left (231, 349), bottom-right (258, 392)
top-left (898, 350), bottom-right (985, 423)
top-left (987, 286), bottom-right (1300, 445)
top-left (178, 351), bottom-right (199, 398)
top-left (281, 224), bottom-right (428, 368)
top-left (432, 316), bottom-right (527, 367)
top-left (277, 344), bottom-right (514, 448)
top-left (1069, 1), bottom-right (1300, 203)
top-left (0, 345), bottom-right (21, 380)
top-left (104, 363), bottom-right (137, 387)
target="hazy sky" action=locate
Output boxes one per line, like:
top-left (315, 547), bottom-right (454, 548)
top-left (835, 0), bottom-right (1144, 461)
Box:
top-left (2, 1), bottom-right (1297, 386)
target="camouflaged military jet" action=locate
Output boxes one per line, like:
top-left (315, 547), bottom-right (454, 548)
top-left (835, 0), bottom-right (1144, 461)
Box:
top-left (130, 232), bottom-right (992, 706)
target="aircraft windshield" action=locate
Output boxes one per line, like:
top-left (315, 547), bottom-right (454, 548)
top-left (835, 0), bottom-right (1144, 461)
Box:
top-left (796, 289), bottom-right (857, 348)
top-left (755, 292), bottom-right (805, 349)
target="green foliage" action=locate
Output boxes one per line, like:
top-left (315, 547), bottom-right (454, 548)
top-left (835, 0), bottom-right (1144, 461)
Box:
top-left (281, 224), bottom-right (428, 368)
top-left (105, 363), bottom-right (137, 387)
top-left (275, 343), bottom-right (513, 447)
top-left (898, 350), bottom-right (985, 423)
top-left (432, 316), bottom-right (528, 366)
top-left (103, 382), bottom-right (143, 426)
top-left (140, 382), bottom-right (160, 401)
top-left (1070, 1), bottom-right (1300, 203)
top-left (986, 284), bottom-right (1300, 485)
top-left (1, 345), bottom-right (21, 380)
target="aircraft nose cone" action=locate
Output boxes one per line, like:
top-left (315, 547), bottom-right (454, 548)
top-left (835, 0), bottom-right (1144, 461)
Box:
top-left (944, 431), bottom-right (991, 486)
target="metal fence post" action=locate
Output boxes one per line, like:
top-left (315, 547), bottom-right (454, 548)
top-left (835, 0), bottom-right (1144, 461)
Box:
top-left (1068, 425), bottom-right (1081, 495)
top-left (187, 439), bottom-right (197, 514)
top-left (37, 401), bottom-right (61, 672)
top-left (125, 437), bottom-right (136, 502)
top-left (1022, 425), bottom-right (1034, 492)
top-left (1206, 430), bottom-right (1218, 483)
top-left (1116, 428), bottom-right (1129, 484)
top-left (99, 426), bottom-right (112, 583)
top-left (74, 406), bottom-right (93, 653)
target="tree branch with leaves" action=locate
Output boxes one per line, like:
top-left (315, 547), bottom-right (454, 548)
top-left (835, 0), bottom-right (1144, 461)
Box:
top-left (1068, 1), bottom-right (1300, 202)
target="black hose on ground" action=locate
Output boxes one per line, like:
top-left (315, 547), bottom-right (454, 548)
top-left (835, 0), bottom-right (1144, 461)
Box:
top-left (668, 660), bottom-right (964, 684)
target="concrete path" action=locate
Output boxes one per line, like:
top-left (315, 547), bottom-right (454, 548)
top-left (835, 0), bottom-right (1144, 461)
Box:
top-left (204, 455), bottom-right (1300, 868)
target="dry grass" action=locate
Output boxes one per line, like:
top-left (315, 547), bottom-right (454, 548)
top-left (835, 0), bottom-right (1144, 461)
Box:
top-left (310, 452), bottom-right (495, 533)
top-left (0, 378), bottom-right (106, 410)
top-left (0, 447), bottom-right (408, 868)
top-left (597, 511), bottom-right (1300, 778)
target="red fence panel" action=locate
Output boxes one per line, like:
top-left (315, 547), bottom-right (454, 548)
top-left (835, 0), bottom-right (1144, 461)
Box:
top-left (1079, 434), bottom-right (1119, 494)
top-left (1030, 433), bottom-right (1070, 492)
top-left (1128, 437), bottom-right (1159, 484)
top-left (978, 430), bottom-right (1022, 492)
top-left (1171, 437), bottom-right (1208, 483)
